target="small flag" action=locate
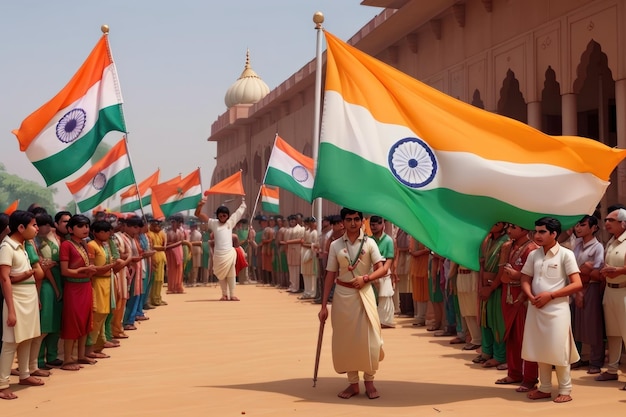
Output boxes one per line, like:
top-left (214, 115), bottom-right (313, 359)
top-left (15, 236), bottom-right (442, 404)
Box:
top-left (204, 171), bottom-right (245, 196)
top-left (265, 136), bottom-right (314, 202)
top-left (65, 139), bottom-right (135, 213)
top-left (313, 31), bottom-right (626, 270)
top-left (151, 169), bottom-right (202, 218)
top-left (3, 200), bottom-right (19, 215)
top-left (12, 35), bottom-right (126, 185)
top-left (149, 175), bottom-right (181, 219)
top-left (260, 185), bottom-right (280, 213)
top-left (120, 169), bottom-right (160, 213)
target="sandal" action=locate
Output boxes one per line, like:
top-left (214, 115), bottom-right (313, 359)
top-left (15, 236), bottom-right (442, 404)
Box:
top-left (553, 394), bottom-right (572, 403)
top-left (516, 383), bottom-right (537, 393)
top-left (0, 389), bottom-right (17, 400)
top-left (19, 376), bottom-right (45, 386)
top-left (527, 389), bottom-right (552, 400)
top-left (482, 359), bottom-right (503, 368)
top-left (60, 362), bottom-right (81, 371)
top-left (595, 371), bottom-right (618, 381)
top-left (472, 354), bottom-right (489, 364)
top-left (219, 295), bottom-right (229, 301)
top-left (495, 376), bottom-right (522, 385)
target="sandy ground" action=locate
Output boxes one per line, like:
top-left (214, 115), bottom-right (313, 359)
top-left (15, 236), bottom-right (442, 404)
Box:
top-left (2, 283), bottom-right (625, 416)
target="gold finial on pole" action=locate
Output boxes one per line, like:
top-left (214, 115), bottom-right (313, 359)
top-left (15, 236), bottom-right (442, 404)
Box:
top-left (313, 12), bottom-right (324, 29)
top-left (101, 24), bottom-right (110, 34)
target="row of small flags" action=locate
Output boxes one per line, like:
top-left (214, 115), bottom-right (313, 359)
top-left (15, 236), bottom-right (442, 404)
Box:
top-left (7, 26), bottom-right (308, 218)
top-left (10, 28), bottom-right (626, 270)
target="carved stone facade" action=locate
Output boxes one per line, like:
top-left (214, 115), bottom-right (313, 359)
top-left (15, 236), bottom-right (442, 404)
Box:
top-left (208, 0), bottom-right (626, 219)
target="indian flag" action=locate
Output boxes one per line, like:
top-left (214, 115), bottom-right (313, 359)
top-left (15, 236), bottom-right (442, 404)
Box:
top-left (314, 31), bottom-right (626, 270)
top-left (65, 139), bottom-right (135, 213)
top-left (120, 169), bottom-right (160, 213)
top-left (265, 135), bottom-right (314, 202)
top-left (261, 185), bottom-right (280, 213)
top-left (12, 35), bottom-right (126, 186)
top-left (151, 169), bottom-right (202, 219)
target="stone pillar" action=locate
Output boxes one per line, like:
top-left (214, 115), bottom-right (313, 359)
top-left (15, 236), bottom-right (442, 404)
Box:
top-left (527, 101), bottom-right (542, 130)
top-left (561, 93), bottom-right (578, 136)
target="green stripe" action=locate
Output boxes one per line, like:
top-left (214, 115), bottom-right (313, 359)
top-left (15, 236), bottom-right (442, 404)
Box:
top-left (313, 144), bottom-right (583, 270)
top-left (265, 168), bottom-right (312, 202)
top-left (262, 201), bottom-right (280, 213)
top-left (76, 166), bottom-right (136, 212)
top-left (33, 105), bottom-right (126, 185)
top-left (120, 194), bottom-right (151, 213)
top-left (160, 194), bottom-right (201, 218)
top-left (120, 200), bottom-right (140, 213)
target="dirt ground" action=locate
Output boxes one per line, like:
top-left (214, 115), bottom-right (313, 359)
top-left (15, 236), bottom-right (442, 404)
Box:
top-left (2, 283), bottom-right (625, 416)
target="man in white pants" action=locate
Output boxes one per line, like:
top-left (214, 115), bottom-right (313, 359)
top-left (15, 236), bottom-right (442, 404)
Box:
top-left (196, 197), bottom-right (246, 301)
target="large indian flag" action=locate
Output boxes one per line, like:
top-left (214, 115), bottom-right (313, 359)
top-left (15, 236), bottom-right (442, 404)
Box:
top-left (66, 139), bottom-right (135, 213)
top-left (151, 169), bottom-right (202, 219)
top-left (313, 31), bottom-right (626, 270)
top-left (120, 169), bottom-right (160, 213)
top-left (12, 35), bottom-right (126, 186)
top-left (265, 136), bottom-right (314, 202)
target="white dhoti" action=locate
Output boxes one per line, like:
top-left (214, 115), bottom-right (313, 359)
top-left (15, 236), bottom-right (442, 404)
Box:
top-left (332, 282), bottom-right (384, 375)
top-left (213, 248), bottom-right (236, 280)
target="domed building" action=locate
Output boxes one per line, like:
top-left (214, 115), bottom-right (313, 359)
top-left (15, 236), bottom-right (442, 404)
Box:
top-left (208, 0), bottom-right (626, 221)
top-left (224, 50), bottom-right (270, 108)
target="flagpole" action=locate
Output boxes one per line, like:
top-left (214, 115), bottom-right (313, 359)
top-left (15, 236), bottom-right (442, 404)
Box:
top-left (253, 135), bottom-right (279, 218)
top-left (102, 24), bottom-right (139, 218)
top-left (122, 135), bottom-right (145, 217)
top-left (312, 12), bottom-right (324, 233)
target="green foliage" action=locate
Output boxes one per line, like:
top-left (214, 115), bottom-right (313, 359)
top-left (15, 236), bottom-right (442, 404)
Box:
top-left (0, 163), bottom-right (57, 213)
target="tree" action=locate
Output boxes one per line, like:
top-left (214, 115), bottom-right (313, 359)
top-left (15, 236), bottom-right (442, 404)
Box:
top-left (0, 163), bottom-right (57, 213)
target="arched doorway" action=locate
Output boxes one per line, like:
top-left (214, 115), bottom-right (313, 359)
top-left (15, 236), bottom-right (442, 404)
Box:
top-left (540, 66), bottom-right (562, 135)
top-left (497, 69), bottom-right (527, 123)
top-left (573, 40), bottom-right (617, 210)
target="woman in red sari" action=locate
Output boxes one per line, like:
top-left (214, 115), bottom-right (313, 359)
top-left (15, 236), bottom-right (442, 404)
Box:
top-left (59, 215), bottom-right (97, 371)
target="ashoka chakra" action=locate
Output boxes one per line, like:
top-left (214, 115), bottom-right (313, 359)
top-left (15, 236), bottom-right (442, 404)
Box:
top-left (291, 165), bottom-right (309, 183)
top-left (56, 108), bottom-right (87, 143)
top-left (92, 172), bottom-right (107, 190)
top-left (388, 137), bottom-right (437, 188)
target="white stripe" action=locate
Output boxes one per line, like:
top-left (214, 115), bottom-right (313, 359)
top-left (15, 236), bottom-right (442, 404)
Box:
top-left (161, 184), bottom-right (202, 205)
top-left (72, 154), bottom-right (129, 202)
top-left (268, 148), bottom-right (314, 190)
top-left (321, 91), bottom-right (607, 216)
top-left (26, 63), bottom-right (122, 162)
top-left (120, 194), bottom-right (139, 208)
top-left (262, 195), bottom-right (279, 206)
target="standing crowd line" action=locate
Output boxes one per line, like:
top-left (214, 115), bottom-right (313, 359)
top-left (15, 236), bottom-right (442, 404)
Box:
top-left (2, 199), bottom-right (626, 403)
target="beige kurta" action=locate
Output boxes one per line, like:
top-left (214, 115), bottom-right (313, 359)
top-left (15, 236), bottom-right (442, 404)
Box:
top-left (0, 237), bottom-right (40, 343)
top-left (327, 230), bottom-right (384, 374)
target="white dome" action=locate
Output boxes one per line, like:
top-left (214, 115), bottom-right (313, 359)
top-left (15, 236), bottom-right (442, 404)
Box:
top-left (224, 50), bottom-right (270, 108)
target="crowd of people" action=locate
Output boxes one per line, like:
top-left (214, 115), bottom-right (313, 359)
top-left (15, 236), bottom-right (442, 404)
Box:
top-left (0, 196), bottom-right (246, 400)
top-left (234, 206), bottom-right (626, 403)
top-left (1, 199), bottom-right (626, 403)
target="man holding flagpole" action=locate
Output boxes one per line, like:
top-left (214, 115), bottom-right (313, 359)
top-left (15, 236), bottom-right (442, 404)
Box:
top-left (195, 196), bottom-right (246, 301)
top-left (318, 208), bottom-right (387, 400)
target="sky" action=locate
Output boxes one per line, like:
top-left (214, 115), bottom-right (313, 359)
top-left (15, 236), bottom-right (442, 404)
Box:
top-left (0, 1), bottom-right (382, 209)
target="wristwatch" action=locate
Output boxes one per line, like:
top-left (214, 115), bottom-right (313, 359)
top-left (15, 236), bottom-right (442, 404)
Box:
top-left (363, 275), bottom-right (370, 283)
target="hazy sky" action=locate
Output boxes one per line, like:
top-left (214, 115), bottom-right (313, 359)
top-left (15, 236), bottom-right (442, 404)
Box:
top-left (0, 1), bottom-right (381, 209)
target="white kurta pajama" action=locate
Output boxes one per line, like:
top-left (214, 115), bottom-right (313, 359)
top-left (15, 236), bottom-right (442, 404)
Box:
top-left (327, 230), bottom-right (384, 382)
top-left (521, 243), bottom-right (580, 395)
